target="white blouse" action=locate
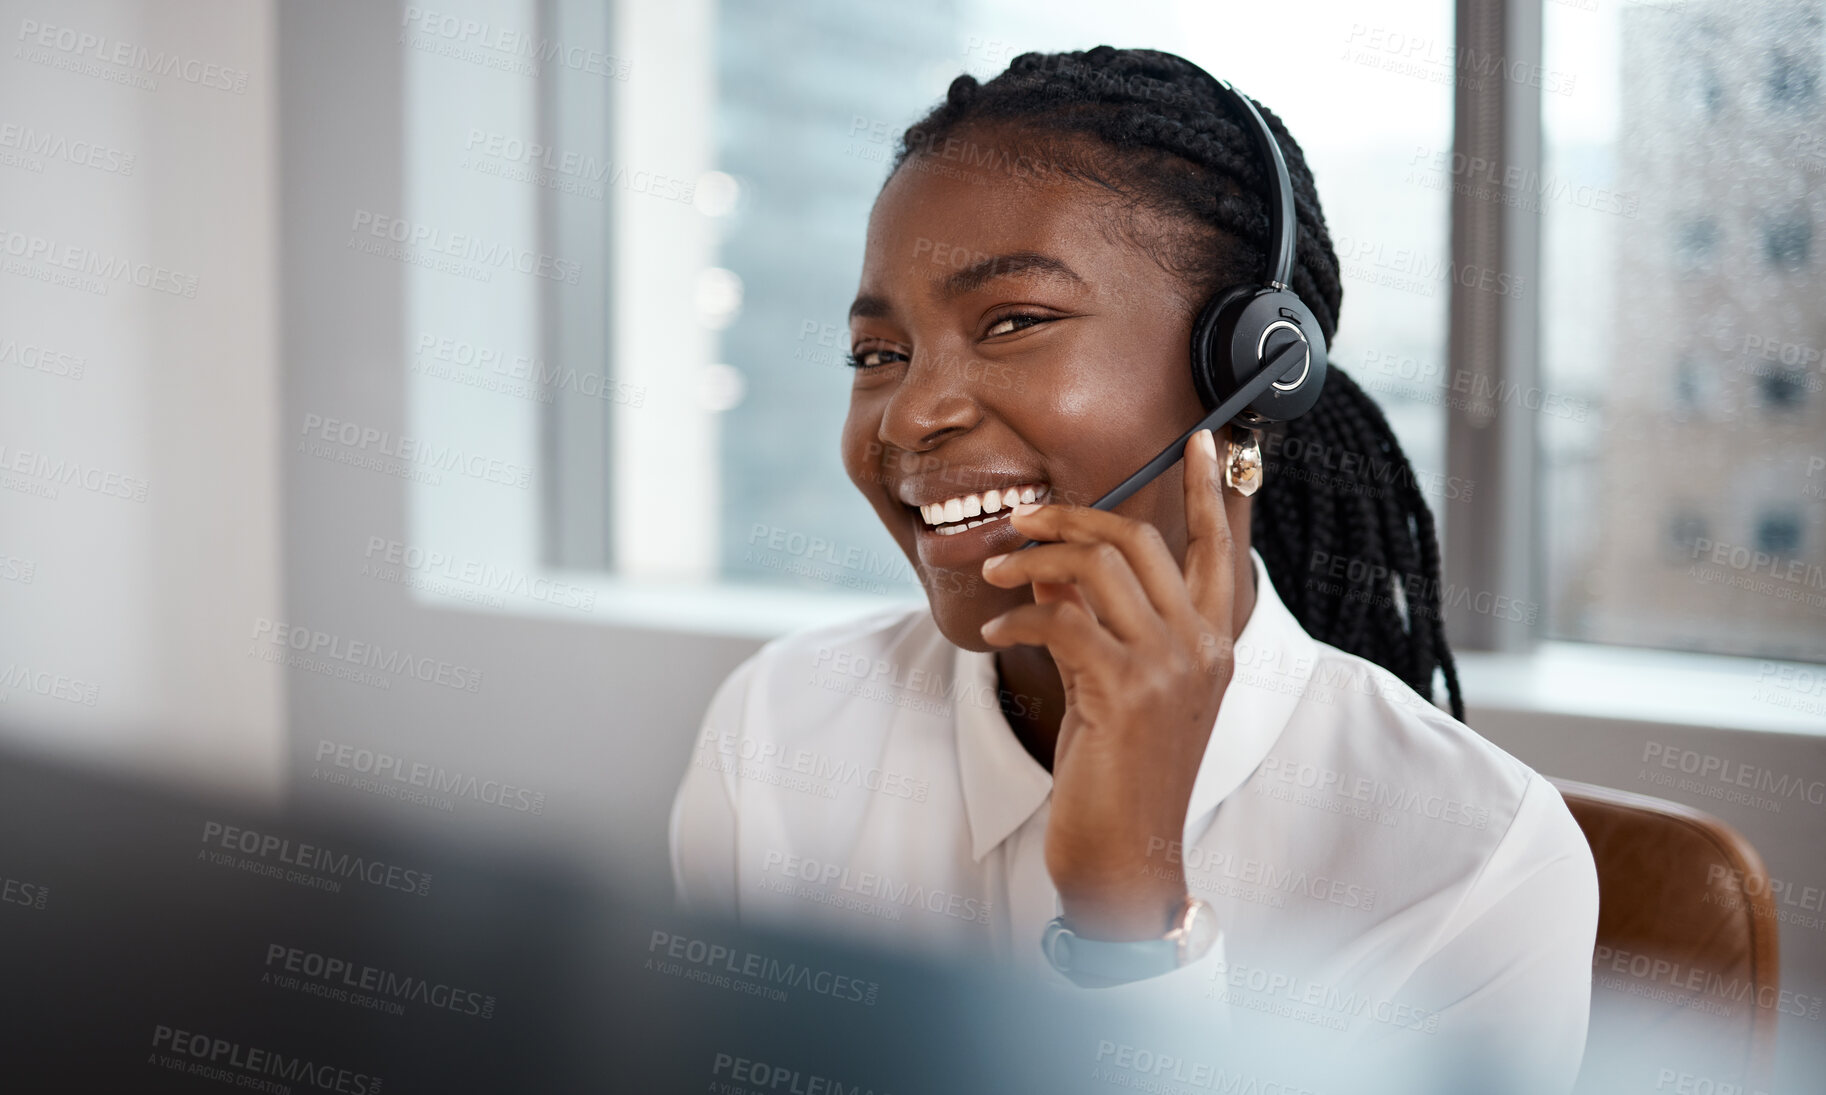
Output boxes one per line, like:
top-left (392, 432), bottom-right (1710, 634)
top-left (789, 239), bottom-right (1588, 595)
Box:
top-left (670, 546), bottom-right (1599, 1091)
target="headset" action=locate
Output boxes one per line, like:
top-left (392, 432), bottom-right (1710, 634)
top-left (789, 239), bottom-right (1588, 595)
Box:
top-left (1012, 70), bottom-right (1328, 550)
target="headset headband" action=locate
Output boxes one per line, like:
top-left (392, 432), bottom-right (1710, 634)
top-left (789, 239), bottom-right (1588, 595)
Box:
top-left (1199, 73), bottom-right (1296, 290)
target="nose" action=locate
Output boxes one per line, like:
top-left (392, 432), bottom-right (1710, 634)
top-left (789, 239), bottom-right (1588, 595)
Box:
top-left (877, 346), bottom-right (981, 452)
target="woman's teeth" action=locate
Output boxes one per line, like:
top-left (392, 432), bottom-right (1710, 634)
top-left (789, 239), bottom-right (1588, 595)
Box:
top-left (919, 483), bottom-right (1048, 535)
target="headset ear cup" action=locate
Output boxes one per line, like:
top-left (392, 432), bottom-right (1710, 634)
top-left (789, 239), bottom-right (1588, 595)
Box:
top-left (1189, 286), bottom-right (1255, 412)
top-left (1226, 289), bottom-right (1328, 425)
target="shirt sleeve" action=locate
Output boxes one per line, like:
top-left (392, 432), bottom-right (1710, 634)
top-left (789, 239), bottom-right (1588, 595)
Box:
top-left (667, 652), bottom-right (763, 922)
top-left (1388, 773), bottom-right (1600, 1094)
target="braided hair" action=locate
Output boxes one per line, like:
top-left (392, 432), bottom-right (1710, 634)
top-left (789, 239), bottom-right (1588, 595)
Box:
top-left (885, 46), bottom-right (1465, 721)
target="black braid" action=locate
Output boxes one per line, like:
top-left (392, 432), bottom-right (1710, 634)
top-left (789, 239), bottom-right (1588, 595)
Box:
top-left (887, 46), bottom-right (1465, 721)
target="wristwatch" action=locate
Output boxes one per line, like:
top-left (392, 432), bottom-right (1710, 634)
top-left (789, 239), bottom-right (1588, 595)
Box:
top-left (1041, 894), bottom-right (1220, 987)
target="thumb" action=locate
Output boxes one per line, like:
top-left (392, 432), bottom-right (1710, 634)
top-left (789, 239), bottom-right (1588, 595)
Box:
top-left (1183, 427), bottom-right (1240, 629)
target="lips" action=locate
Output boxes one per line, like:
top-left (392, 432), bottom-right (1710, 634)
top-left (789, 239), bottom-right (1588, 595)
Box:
top-left (915, 481), bottom-right (1050, 534)
top-left (903, 487), bottom-right (1049, 570)
top-left (889, 467), bottom-right (1051, 569)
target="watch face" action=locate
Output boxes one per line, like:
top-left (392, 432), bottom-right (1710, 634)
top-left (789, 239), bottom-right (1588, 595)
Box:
top-left (1183, 900), bottom-right (1220, 960)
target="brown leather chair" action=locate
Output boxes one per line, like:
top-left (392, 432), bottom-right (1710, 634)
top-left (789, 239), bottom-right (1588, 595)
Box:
top-left (1549, 777), bottom-right (1781, 1094)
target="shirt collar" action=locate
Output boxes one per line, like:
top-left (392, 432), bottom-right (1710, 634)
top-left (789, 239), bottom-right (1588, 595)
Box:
top-left (951, 546), bottom-right (1318, 862)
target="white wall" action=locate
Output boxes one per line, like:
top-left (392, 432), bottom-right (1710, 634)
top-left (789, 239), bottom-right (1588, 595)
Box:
top-left (0, 0), bottom-right (284, 807)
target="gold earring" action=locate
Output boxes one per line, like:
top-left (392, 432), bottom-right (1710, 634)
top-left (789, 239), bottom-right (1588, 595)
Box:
top-left (1224, 428), bottom-right (1263, 497)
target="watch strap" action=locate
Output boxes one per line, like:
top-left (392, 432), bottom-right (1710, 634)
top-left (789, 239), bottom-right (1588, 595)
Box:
top-left (1041, 895), bottom-right (1216, 987)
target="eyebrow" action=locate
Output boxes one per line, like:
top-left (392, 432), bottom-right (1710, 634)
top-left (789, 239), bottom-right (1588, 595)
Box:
top-left (847, 250), bottom-right (1086, 321)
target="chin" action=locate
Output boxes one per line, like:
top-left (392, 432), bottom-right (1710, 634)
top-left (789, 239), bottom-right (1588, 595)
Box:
top-left (922, 573), bottom-right (1028, 653)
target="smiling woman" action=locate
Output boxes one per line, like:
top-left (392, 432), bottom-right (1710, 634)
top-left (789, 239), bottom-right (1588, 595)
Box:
top-left (671, 46), bottom-right (1598, 1093)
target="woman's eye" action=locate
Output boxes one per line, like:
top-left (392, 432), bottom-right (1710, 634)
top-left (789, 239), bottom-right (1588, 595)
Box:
top-left (846, 347), bottom-right (906, 369)
top-left (845, 315), bottom-right (1049, 369)
top-left (985, 313), bottom-right (1050, 338)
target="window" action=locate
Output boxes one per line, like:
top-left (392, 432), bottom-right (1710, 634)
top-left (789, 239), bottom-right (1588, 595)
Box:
top-left (1666, 510), bottom-right (1709, 560)
top-left (1699, 66), bottom-right (1725, 119)
top-left (1762, 212), bottom-right (1811, 269)
top-left (1541, 0), bottom-right (1826, 662)
top-left (1766, 48), bottom-right (1818, 110)
top-left (1756, 510), bottom-right (1804, 556)
top-left (1671, 354), bottom-right (1701, 415)
top-left (1760, 365), bottom-right (1809, 410)
top-left (1674, 217), bottom-right (1719, 276)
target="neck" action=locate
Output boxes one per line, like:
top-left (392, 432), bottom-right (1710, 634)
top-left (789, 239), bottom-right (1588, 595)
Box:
top-left (997, 550), bottom-right (1259, 772)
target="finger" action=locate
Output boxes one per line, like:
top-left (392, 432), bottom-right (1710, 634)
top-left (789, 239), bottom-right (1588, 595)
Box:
top-left (1030, 577), bottom-right (1094, 625)
top-left (1005, 502), bottom-right (1200, 633)
top-left (982, 540), bottom-right (1169, 647)
top-left (1183, 427), bottom-right (1238, 632)
top-left (979, 598), bottom-right (1124, 679)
